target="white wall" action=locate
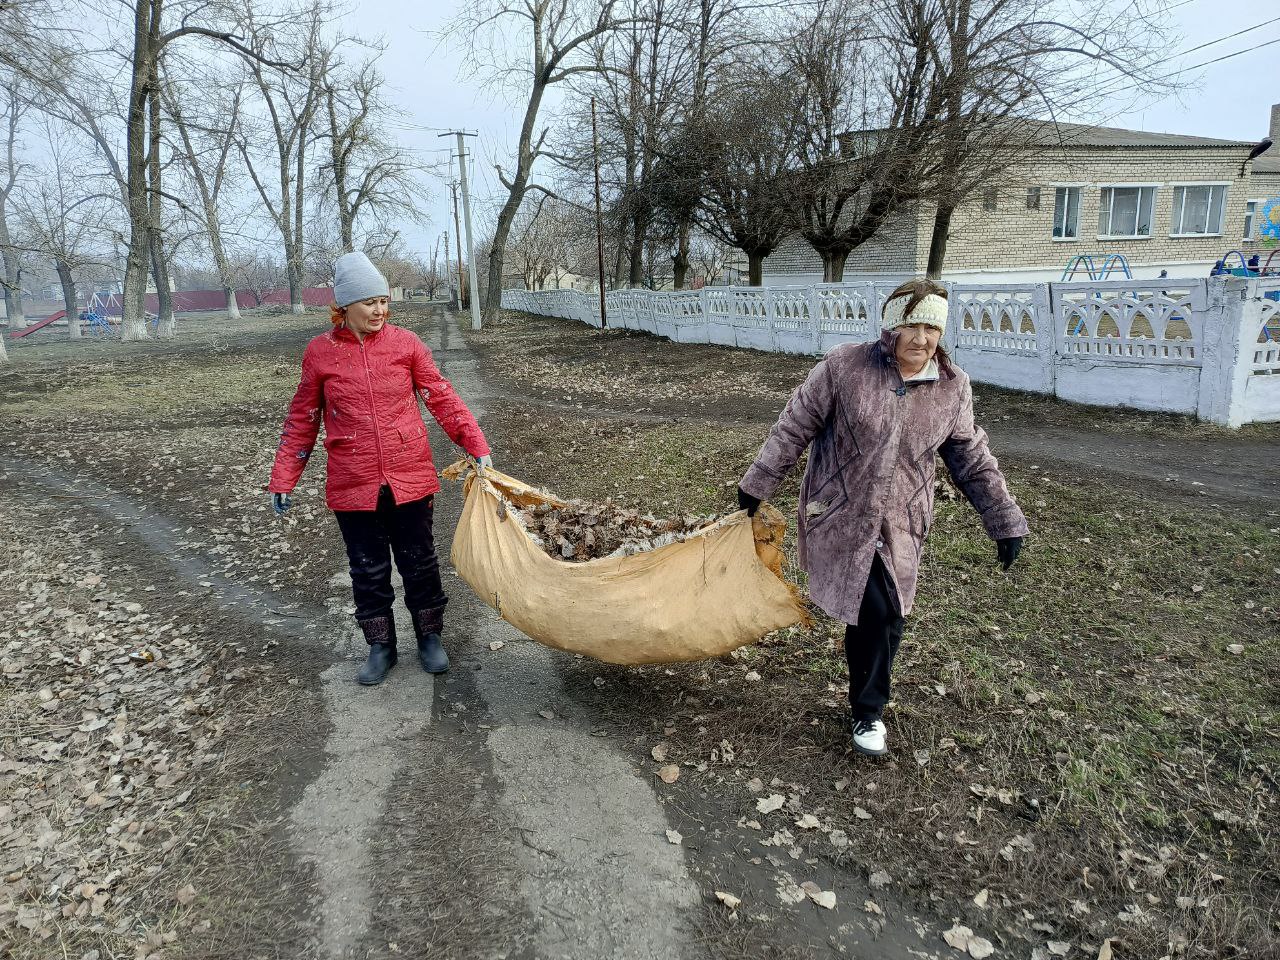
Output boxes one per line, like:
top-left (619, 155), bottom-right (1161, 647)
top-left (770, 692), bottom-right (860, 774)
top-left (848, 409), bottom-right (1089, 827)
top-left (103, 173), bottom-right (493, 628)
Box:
top-left (502, 276), bottom-right (1279, 426)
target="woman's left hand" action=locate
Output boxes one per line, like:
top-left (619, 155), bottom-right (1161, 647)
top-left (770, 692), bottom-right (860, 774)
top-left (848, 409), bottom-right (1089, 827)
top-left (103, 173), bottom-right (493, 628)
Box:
top-left (997, 536), bottom-right (1023, 570)
top-left (471, 454), bottom-right (493, 471)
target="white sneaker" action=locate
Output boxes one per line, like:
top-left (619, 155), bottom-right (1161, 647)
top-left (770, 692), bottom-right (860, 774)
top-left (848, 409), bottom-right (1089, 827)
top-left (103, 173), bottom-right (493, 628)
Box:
top-left (852, 718), bottom-right (888, 756)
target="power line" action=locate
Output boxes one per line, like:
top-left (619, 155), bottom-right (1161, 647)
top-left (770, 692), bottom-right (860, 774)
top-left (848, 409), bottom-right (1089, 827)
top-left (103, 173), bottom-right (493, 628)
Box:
top-left (1079, 31), bottom-right (1280, 105)
top-left (1173, 15), bottom-right (1280, 59)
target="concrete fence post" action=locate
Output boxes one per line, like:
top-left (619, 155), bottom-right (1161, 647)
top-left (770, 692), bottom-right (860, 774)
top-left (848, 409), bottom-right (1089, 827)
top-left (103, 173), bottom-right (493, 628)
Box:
top-left (1197, 277), bottom-right (1253, 427)
top-left (699, 287), bottom-right (711, 345)
top-left (1033, 283), bottom-right (1055, 394)
top-left (807, 285), bottom-right (822, 354)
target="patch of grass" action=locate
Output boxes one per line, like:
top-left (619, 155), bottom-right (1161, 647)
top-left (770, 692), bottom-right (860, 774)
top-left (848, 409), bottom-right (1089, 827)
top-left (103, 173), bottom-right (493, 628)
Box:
top-left (483, 399), bottom-right (1280, 958)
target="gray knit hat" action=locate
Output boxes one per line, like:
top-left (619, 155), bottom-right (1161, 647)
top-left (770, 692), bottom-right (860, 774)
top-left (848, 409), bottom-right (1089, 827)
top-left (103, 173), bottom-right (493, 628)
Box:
top-left (333, 252), bottom-right (390, 308)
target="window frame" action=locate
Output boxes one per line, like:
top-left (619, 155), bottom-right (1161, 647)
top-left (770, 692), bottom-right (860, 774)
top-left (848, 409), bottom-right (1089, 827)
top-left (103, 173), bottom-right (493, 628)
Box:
top-left (1243, 198), bottom-right (1262, 241)
top-left (1051, 184), bottom-right (1083, 242)
top-left (1097, 184), bottom-right (1158, 240)
top-left (1168, 182), bottom-right (1229, 238)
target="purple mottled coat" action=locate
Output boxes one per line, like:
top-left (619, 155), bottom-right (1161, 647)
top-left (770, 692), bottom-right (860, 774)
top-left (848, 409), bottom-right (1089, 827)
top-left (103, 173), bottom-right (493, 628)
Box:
top-left (740, 331), bottom-right (1029, 625)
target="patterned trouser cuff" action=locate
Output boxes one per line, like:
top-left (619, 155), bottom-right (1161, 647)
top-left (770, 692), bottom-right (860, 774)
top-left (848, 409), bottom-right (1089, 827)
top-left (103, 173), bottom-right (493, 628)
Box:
top-left (357, 615), bottom-right (396, 647)
top-left (410, 605), bottom-right (446, 638)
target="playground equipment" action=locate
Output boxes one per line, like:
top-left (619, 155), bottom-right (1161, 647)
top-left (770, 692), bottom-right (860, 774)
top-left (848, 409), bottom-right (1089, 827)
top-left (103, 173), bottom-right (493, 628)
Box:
top-left (6, 310), bottom-right (66, 339)
top-left (86, 310), bottom-right (114, 336)
top-left (1061, 254), bottom-right (1133, 282)
top-left (1210, 250), bottom-right (1256, 277)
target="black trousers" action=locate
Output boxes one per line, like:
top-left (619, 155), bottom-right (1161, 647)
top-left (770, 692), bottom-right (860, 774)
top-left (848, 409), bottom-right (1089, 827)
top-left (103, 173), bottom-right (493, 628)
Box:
top-left (845, 554), bottom-right (905, 722)
top-left (334, 486), bottom-right (447, 626)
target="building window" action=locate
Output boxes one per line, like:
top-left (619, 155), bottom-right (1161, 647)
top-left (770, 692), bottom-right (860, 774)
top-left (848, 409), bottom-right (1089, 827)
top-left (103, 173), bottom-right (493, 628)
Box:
top-left (1170, 184), bottom-right (1226, 236)
top-left (1243, 200), bottom-right (1258, 240)
top-left (1098, 185), bottom-right (1156, 238)
top-left (1026, 187), bottom-right (1041, 210)
top-left (1053, 186), bottom-right (1081, 240)
top-left (982, 187), bottom-right (998, 211)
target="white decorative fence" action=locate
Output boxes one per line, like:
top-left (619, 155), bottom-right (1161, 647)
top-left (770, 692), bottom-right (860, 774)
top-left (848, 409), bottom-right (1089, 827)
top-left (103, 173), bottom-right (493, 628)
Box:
top-left (502, 277), bottom-right (1280, 427)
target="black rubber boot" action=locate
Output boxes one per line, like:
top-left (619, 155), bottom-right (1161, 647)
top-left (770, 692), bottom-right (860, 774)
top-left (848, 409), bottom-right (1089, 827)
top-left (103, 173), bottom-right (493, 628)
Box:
top-left (411, 606), bottom-right (449, 674)
top-left (356, 615), bottom-right (398, 686)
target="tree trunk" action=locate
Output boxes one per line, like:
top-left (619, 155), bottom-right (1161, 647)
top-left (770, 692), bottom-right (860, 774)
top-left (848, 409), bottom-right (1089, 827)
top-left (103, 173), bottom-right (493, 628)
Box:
top-left (0, 325), bottom-right (7, 362)
top-left (484, 49), bottom-right (551, 323)
top-left (55, 260), bottom-right (80, 339)
top-left (287, 263), bottom-right (304, 315)
top-left (150, 233), bottom-right (175, 339)
top-left (225, 286), bottom-right (241, 320)
top-left (821, 249), bottom-right (850, 283)
top-left (289, 129), bottom-right (307, 314)
top-left (147, 77), bottom-right (174, 339)
top-left (748, 251), bottom-right (764, 286)
top-left (120, 0), bottom-right (155, 341)
top-left (629, 211), bottom-right (645, 287)
top-left (926, 204), bottom-right (953, 280)
top-left (672, 220), bottom-right (690, 289)
top-left (0, 255), bottom-right (22, 329)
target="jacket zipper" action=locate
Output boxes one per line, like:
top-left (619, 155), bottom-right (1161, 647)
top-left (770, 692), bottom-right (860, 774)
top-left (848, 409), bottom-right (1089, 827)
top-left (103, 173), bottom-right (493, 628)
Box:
top-left (358, 339), bottom-right (389, 486)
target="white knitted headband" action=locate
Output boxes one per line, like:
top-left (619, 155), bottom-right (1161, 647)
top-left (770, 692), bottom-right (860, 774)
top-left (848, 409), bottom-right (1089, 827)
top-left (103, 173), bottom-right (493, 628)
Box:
top-left (882, 292), bottom-right (949, 333)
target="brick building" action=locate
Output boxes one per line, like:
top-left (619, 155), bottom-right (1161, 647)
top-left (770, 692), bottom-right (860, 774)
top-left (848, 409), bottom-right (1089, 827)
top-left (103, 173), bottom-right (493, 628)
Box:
top-left (765, 106), bottom-right (1280, 285)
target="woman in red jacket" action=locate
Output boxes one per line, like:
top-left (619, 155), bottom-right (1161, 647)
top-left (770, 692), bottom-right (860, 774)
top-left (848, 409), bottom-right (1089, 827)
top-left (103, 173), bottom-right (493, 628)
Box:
top-left (268, 252), bottom-right (492, 685)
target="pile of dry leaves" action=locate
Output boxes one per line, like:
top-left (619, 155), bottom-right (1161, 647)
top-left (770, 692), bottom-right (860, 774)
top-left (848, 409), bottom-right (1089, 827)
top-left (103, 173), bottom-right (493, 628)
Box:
top-left (0, 500), bottom-right (259, 958)
top-left (517, 498), bottom-right (720, 562)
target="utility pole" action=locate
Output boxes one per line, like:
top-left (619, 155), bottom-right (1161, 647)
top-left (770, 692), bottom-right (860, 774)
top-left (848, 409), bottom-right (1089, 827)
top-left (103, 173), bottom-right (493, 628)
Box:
top-left (439, 130), bottom-right (482, 330)
top-left (442, 230), bottom-right (452, 306)
top-left (591, 97), bottom-right (608, 330)
top-left (450, 179), bottom-right (465, 313)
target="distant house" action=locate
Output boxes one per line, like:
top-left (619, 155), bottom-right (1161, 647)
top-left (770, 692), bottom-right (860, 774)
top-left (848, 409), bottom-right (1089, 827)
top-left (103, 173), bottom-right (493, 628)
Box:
top-left (764, 107), bottom-right (1280, 285)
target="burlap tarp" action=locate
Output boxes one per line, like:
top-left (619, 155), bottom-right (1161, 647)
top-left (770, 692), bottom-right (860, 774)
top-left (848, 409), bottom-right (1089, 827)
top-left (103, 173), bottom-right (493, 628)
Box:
top-left (442, 462), bottom-right (807, 665)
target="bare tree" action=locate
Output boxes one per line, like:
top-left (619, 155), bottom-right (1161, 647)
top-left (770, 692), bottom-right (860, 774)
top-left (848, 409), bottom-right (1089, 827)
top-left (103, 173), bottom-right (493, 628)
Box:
top-left (318, 57), bottom-right (425, 252)
top-left (919, 0), bottom-right (1170, 276)
top-left (14, 118), bottom-right (114, 339)
top-left (679, 62), bottom-right (803, 285)
top-left (0, 83), bottom-right (28, 333)
top-left (227, 249), bottom-right (287, 307)
top-left (238, 6), bottom-right (329, 315)
top-left (115, 0), bottom-right (300, 338)
top-left (163, 63), bottom-right (246, 320)
top-left (784, 0), bottom-right (942, 281)
top-left (442, 0), bottom-right (625, 321)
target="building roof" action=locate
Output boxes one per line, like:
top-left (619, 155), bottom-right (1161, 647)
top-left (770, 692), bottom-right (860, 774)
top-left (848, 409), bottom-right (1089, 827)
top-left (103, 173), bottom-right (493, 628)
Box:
top-left (1024, 119), bottom-right (1257, 150)
top-left (1253, 145), bottom-right (1280, 175)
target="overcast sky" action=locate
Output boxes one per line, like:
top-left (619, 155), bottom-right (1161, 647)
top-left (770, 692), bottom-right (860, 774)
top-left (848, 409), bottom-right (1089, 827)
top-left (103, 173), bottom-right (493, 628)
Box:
top-left (340, 0), bottom-right (1280, 258)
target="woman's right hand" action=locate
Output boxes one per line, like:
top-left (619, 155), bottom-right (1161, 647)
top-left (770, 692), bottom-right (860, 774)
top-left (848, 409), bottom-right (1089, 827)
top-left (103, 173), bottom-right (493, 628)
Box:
top-left (737, 487), bottom-right (761, 517)
top-left (271, 492), bottom-right (291, 515)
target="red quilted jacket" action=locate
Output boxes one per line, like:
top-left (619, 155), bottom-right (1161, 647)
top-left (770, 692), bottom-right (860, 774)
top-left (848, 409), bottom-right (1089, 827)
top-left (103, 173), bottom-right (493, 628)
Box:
top-left (268, 322), bottom-right (489, 510)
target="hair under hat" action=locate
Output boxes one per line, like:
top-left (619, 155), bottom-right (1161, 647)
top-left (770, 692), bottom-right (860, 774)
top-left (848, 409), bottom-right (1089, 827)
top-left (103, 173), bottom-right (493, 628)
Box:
top-left (333, 251), bottom-right (390, 308)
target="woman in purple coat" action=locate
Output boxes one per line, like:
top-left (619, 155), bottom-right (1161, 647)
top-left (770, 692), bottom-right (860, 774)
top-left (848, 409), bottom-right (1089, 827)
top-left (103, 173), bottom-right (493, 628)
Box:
top-left (737, 278), bottom-right (1028, 757)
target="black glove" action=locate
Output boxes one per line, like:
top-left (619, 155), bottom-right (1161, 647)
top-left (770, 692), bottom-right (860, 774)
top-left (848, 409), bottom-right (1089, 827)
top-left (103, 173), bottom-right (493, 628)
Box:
top-left (997, 536), bottom-right (1023, 571)
top-left (737, 486), bottom-right (761, 517)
